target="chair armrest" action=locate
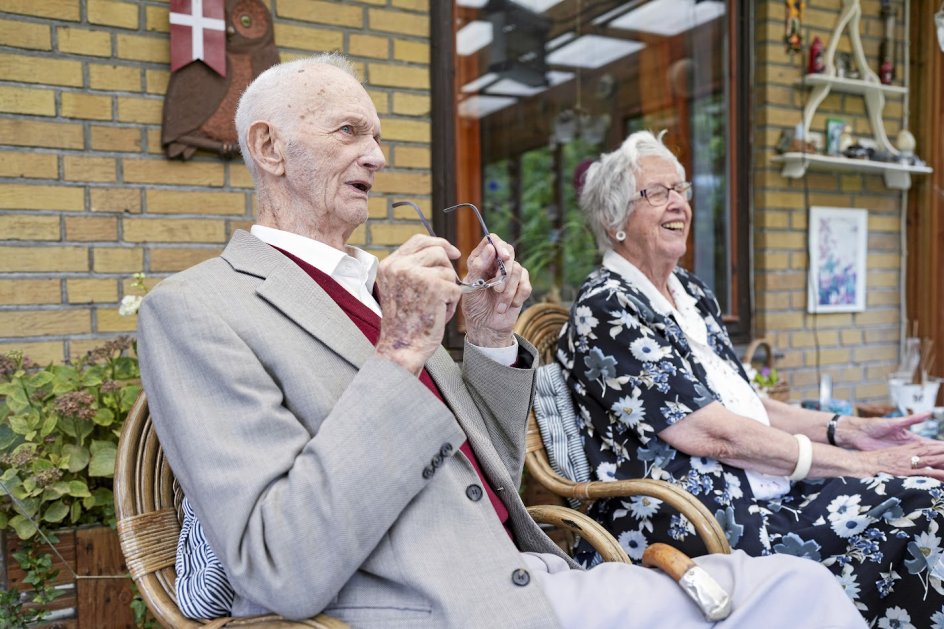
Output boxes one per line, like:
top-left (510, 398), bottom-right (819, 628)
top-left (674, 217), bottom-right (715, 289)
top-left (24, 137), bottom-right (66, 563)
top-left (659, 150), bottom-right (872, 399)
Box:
top-left (527, 505), bottom-right (630, 564)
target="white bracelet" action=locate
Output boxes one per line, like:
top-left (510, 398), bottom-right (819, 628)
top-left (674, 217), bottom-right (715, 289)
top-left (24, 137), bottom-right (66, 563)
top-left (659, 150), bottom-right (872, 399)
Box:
top-left (788, 434), bottom-right (813, 481)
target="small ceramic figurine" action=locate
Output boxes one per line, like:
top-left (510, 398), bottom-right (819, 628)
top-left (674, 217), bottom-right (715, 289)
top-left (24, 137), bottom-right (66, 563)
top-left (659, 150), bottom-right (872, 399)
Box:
top-left (808, 36), bottom-right (825, 74)
top-left (896, 129), bottom-right (916, 165)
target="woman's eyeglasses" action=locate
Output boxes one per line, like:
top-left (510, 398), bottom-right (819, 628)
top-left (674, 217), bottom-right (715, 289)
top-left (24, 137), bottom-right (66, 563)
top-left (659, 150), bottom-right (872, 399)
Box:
top-left (392, 200), bottom-right (507, 292)
top-left (637, 182), bottom-right (693, 206)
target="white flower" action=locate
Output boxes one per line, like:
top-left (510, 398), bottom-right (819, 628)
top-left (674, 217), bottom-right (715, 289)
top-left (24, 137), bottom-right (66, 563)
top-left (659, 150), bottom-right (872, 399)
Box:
top-left (611, 395), bottom-right (645, 428)
top-left (629, 337), bottom-right (663, 362)
top-left (931, 608), bottom-right (944, 629)
top-left (626, 495), bottom-right (662, 520)
top-left (723, 473), bottom-right (743, 500)
top-left (119, 294), bottom-right (143, 316)
top-left (878, 606), bottom-right (915, 629)
top-left (573, 306), bottom-right (598, 336)
top-left (618, 529), bottom-right (648, 561)
top-left (691, 456), bottom-right (722, 475)
top-left (827, 495), bottom-right (862, 522)
top-left (830, 513), bottom-right (869, 539)
top-left (837, 564), bottom-right (860, 600)
top-left (596, 462), bottom-right (617, 482)
top-left (904, 476), bottom-right (941, 490)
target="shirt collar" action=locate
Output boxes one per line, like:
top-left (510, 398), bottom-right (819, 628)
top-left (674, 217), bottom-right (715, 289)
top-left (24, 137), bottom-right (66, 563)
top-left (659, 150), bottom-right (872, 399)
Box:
top-left (250, 224), bottom-right (378, 292)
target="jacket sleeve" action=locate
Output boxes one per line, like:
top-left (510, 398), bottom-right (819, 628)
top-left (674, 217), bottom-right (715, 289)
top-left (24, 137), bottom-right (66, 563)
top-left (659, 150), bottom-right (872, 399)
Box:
top-left (137, 281), bottom-right (466, 619)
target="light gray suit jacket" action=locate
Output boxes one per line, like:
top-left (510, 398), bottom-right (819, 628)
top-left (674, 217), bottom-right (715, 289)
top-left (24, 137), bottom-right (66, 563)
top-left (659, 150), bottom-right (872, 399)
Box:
top-left (137, 230), bottom-right (570, 627)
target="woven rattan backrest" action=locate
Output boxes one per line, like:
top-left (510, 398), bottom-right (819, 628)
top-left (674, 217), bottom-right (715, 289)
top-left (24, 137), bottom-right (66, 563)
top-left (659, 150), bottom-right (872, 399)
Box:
top-left (514, 302), bottom-right (569, 365)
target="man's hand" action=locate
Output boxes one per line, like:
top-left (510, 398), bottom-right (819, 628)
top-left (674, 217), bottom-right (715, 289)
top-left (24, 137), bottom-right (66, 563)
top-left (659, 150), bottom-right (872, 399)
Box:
top-left (461, 234), bottom-right (531, 348)
top-left (376, 235), bottom-right (463, 374)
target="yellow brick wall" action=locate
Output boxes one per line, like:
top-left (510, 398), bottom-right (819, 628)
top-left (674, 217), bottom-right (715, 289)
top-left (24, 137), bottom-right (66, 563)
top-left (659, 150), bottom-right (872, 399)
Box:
top-left (0, 0), bottom-right (431, 363)
top-left (752, 0), bottom-right (910, 404)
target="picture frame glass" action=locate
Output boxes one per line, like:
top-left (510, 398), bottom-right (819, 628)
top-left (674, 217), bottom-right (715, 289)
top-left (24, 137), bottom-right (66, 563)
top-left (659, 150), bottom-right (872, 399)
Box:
top-left (808, 206), bottom-right (868, 313)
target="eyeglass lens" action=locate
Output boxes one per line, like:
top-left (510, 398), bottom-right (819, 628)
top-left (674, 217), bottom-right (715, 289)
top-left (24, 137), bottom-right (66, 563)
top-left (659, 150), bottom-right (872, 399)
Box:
top-left (641, 182), bottom-right (692, 206)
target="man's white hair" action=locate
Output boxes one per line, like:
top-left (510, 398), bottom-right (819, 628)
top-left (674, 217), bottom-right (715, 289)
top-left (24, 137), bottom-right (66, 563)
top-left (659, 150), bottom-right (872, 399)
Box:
top-left (579, 130), bottom-right (686, 252)
top-left (234, 52), bottom-right (357, 183)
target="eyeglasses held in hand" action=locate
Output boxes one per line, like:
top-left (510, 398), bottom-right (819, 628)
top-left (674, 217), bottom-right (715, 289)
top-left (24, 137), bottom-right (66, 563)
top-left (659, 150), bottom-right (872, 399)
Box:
top-left (637, 182), bottom-right (693, 207)
top-left (392, 200), bottom-right (508, 293)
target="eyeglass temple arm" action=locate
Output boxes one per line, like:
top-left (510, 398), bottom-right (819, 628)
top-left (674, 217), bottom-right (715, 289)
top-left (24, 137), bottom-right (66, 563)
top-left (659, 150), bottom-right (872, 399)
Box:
top-left (392, 200), bottom-right (435, 236)
top-left (443, 203), bottom-right (507, 276)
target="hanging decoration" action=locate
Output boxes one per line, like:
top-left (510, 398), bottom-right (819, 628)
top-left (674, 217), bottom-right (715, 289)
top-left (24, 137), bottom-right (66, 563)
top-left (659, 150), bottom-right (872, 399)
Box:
top-left (785, 0), bottom-right (805, 53)
top-left (170, 0), bottom-right (227, 77)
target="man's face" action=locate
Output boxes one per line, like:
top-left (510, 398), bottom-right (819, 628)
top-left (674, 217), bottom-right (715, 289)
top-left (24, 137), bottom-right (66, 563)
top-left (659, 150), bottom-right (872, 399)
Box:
top-left (282, 66), bottom-right (385, 243)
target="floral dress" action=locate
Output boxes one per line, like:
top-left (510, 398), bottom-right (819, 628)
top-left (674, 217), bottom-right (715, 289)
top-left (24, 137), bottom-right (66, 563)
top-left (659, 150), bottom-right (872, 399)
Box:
top-left (557, 265), bottom-right (944, 629)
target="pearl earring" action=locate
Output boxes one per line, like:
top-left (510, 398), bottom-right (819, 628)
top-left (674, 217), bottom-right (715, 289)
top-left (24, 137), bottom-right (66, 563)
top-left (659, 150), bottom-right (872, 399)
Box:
top-left (615, 230), bottom-right (626, 242)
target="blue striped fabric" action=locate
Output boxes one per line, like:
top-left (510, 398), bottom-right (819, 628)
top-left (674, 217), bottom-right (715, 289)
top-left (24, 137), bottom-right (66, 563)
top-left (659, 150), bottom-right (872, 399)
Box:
top-left (175, 497), bottom-right (235, 619)
top-left (532, 363), bottom-right (591, 509)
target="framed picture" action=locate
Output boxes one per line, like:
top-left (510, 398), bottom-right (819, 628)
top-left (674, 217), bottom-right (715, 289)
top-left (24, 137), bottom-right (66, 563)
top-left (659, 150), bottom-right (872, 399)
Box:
top-left (826, 118), bottom-right (845, 156)
top-left (808, 207), bottom-right (868, 313)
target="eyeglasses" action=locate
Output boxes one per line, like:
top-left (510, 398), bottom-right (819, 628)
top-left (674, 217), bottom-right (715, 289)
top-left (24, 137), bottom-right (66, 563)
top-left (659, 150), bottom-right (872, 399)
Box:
top-left (636, 182), bottom-right (693, 207)
top-left (392, 200), bottom-right (507, 292)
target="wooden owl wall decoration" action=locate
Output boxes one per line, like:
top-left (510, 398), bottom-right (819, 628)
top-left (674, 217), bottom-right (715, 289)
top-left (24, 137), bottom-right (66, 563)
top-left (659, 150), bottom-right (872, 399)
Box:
top-left (162, 0), bottom-right (280, 160)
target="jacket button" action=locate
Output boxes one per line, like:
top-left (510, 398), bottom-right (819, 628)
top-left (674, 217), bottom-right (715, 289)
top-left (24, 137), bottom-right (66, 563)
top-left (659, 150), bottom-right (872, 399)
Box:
top-left (465, 484), bottom-right (483, 501)
top-left (511, 569), bottom-right (530, 587)
top-left (422, 466), bottom-right (434, 479)
top-left (440, 443), bottom-right (453, 456)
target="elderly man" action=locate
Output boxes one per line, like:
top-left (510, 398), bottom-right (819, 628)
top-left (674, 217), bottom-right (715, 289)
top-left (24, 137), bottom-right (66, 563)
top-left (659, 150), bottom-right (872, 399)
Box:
top-left (137, 53), bottom-right (865, 628)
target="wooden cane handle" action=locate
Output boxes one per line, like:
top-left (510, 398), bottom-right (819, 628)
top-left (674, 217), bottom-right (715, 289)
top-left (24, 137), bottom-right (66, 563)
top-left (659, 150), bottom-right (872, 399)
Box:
top-left (642, 542), bottom-right (697, 582)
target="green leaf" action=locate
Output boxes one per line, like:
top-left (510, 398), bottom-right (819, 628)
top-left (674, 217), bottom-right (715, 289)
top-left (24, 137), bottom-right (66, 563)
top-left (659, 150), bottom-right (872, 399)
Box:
top-left (70, 500), bottom-right (81, 523)
top-left (0, 423), bottom-right (20, 450)
top-left (92, 407), bottom-right (114, 427)
top-left (67, 480), bottom-right (91, 498)
top-left (74, 419), bottom-right (94, 443)
top-left (82, 495), bottom-right (95, 509)
top-left (8, 414), bottom-right (34, 435)
top-left (9, 515), bottom-right (37, 539)
top-left (57, 415), bottom-right (77, 438)
top-left (42, 482), bottom-right (69, 500)
top-left (28, 370), bottom-right (54, 387)
top-left (61, 444), bottom-right (90, 473)
top-left (4, 387), bottom-right (30, 413)
top-left (88, 443), bottom-right (116, 477)
top-left (38, 413), bottom-right (57, 438)
top-left (42, 501), bottom-right (68, 523)
top-left (81, 371), bottom-right (103, 388)
top-left (0, 511), bottom-right (7, 529)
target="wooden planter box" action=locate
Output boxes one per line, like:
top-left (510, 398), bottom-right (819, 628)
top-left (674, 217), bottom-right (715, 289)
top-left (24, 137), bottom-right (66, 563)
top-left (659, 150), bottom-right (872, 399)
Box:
top-left (1, 525), bottom-right (136, 628)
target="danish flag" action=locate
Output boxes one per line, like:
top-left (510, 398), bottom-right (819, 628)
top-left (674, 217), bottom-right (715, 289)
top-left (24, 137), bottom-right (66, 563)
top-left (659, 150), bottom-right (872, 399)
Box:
top-left (169, 0), bottom-right (227, 77)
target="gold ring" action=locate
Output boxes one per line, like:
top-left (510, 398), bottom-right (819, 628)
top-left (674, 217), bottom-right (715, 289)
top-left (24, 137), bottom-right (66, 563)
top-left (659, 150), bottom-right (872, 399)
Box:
top-left (911, 455), bottom-right (921, 470)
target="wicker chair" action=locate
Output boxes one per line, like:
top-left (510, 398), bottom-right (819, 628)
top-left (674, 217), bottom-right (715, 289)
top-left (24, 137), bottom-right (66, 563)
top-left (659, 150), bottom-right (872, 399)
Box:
top-left (115, 391), bottom-right (658, 627)
top-left (514, 302), bottom-right (732, 556)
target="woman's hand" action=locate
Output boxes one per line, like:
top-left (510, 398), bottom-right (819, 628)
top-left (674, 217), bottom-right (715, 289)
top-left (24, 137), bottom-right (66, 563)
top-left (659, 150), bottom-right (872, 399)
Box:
top-left (842, 413), bottom-right (933, 451)
top-left (858, 440), bottom-right (944, 481)
top-left (461, 234), bottom-right (531, 348)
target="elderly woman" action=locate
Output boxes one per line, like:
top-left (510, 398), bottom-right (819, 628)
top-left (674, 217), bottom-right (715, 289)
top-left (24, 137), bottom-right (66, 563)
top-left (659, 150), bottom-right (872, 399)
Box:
top-left (557, 130), bottom-right (944, 627)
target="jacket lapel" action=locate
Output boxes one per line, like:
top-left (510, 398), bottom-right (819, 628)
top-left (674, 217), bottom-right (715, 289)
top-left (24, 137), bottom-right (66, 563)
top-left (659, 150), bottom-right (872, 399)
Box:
top-left (222, 230), bottom-right (375, 369)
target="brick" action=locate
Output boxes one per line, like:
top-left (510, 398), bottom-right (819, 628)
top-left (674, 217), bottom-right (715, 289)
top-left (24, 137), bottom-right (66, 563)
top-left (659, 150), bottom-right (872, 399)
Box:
top-left (227, 220), bottom-right (252, 237)
top-left (855, 309), bottom-right (899, 326)
top-left (0, 151), bottom-right (58, 179)
top-left (229, 164), bottom-right (254, 189)
top-left (807, 348), bottom-right (852, 366)
top-left (123, 218), bottom-right (226, 243)
top-left (840, 329), bottom-right (863, 345)
top-left (0, 246), bottom-right (88, 272)
top-left (0, 53), bottom-right (83, 86)
top-left (92, 247), bottom-right (143, 273)
top-left (393, 145), bottom-right (430, 169)
top-left (349, 34), bottom-right (389, 59)
top-left (66, 279), bottom-right (118, 303)
top-left (149, 247), bottom-right (220, 272)
top-left (0, 310), bottom-right (90, 337)
top-left (2, 1), bottom-right (79, 20)
top-left (117, 96), bottom-right (163, 124)
top-left (64, 156), bottom-right (117, 182)
top-left (753, 210), bottom-right (790, 229)
top-left (96, 308), bottom-right (137, 332)
top-left (379, 118), bottom-right (430, 143)
top-left (757, 312), bottom-right (805, 331)
top-left (0, 214), bottom-right (60, 240)
top-left (373, 171), bottom-right (430, 195)
top-left (0, 119), bottom-right (84, 149)
top-left (349, 223), bottom-right (366, 246)
top-left (367, 89), bottom-right (388, 114)
top-left (145, 190), bottom-right (245, 215)
top-left (0, 184), bottom-right (84, 211)
top-left (122, 159), bottom-right (225, 186)
top-left (0, 85), bottom-right (56, 116)
top-left (116, 34), bottom-right (168, 63)
top-left (144, 68), bottom-right (169, 94)
top-left (369, 223), bottom-right (425, 246)
top-left (91, 188), bottom-right (141, 214)
top-left (864, 328), bottom-right (898, 344)
top-left (0, 279), bottom-right (60, 305)
top-left (867, 253), bottom-right (901, 269)
top-left (393, 39), bottom-right (428, 64)
top-left (368, 9), bottom-right (428, 37)
top-left (90, 125), bottom-right (143, 152)
top-left (277, 1), bottom-right (364, 27)
top-left (273, 24), bottom-right (343, 52)
top-left (855, 345), bottom-right (898, 363)
top-left (145, 5), bottom-right (169, 33)
top-left (61, 92), bottom-right (113, 120)
top-left (57, 27), bottom-right (112, 57)
top-left (368, 196), bottom-right (388, 218)
top-left (756, 231), bottom-right (805, 250)
top-left (0, 18), bottom-right (51, 50)
top-left (368, 63), bottom-right (428, 89)
top-left (65, 216), bottom-right (119, 241)
top-left (88, 0), bottom-right (140, 29)
top-left (391, 0), bottom-right (427, 11)
top-left (0, 340), bottom-right (64, 364)
top-left (392, 92), bottom-right (429, 116)
top-left (145, 128), bottom-right (163, 154)
top-left (89, 63), bottom-right (141, 91)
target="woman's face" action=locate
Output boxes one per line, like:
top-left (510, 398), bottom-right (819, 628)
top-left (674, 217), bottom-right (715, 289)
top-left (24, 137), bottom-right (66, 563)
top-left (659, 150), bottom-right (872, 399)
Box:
top-left (617, 155), bottom-right (691, 272)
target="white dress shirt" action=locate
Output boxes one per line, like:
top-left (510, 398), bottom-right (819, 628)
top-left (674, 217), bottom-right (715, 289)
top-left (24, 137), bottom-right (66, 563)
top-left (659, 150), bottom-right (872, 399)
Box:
top-left (250, 225), bottom-right (518, 366)
top-left (603, 251), bottom-right (790, 499)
